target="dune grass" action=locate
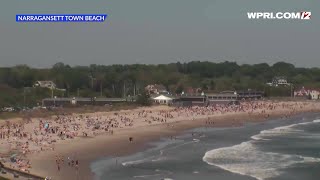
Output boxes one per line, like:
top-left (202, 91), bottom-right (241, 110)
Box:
top-left (0, 102), bottom-right (140, 120)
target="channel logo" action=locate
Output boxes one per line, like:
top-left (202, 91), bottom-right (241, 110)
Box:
top-left (300, 12), bottom-right (311, 19)
top-left (16, 14), bottom-right (108, 22)
top-left (247, 11), bottom-right (311, 20)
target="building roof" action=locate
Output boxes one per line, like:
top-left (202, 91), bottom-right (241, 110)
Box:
top-left (220, 90), bottom-right (236, 94)
top-left (208, 99), bottom-right (239, 102)
top-left (206, 93), bottom-right (238, 97)
top-left (36, 81), bottom-right (55, 84)
top-left (294, 87), bottom-right (320, 95)
top-left (273, 76), bottom-right (287, 80)
top-left (179, 96), bottom-right (205, 99)
top-left (236, 90), bottom-right (264, 93)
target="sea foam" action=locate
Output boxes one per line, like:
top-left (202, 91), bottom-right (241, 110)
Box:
top-left (122, 139), bottom-right (199, 166)
top-left (250, 119), bottom-right (320, 141)
top-left (203, 141), bottom-right (320, 180)
top-left (313, 119), bottom-right (320, 123)
top-left (203, 119), bottom-right (320, 180)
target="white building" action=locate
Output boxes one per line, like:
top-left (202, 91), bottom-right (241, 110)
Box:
top-left (294, 87), bottom-right (320, 100)
top-left (153, 95), bottom-right (175, 105)
top-left (309, 90), bottom-right (320, 100)
top-left (267, 77), bottom-right (291, 87)
top-left (33, 81), bottom-right (56, 89)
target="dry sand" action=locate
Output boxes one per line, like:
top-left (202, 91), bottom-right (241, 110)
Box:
top-left (1, 100), bottom-right (320, 180)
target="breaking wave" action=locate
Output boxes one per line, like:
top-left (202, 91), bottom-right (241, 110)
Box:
top-left (203, 119), bottom-right (320, 180)
top-left (133, 169), bottom-right (173, 179)
top-left (251, 119), bottom-right (320, 141)
top-left (122, 139), bottom-right (199, 166)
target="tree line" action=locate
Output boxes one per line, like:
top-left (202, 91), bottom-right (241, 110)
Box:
top-left (0, 61), bottom-right (319, 107)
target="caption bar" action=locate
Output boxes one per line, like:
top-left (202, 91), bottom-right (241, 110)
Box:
top-left (16, 14), bottom-right (108, 22)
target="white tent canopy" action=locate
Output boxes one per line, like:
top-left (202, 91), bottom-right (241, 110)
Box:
top-left (153, 95), bottom-right (173, 100)
top-left (153, 95), bottom-right (173, 104)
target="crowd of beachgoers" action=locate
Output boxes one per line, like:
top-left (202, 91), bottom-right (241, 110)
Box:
top-left (0, 100), bottom-right (319, 176)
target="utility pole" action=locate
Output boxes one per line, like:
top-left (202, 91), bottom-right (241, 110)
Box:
top-left (133, 83), bottom-right (136, 96)
top-left (92, 78), bottom-right (94, 89)
top-left (89, 75), bottom-right (96, 90)
top-left (100, 81), bottom-right (103, 97)
top-left (23, 88), bottom-right (26, 107)
top-left (123, 81), bottom-right (126, 98)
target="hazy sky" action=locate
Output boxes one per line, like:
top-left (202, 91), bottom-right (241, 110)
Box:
top-left (0, 0), bottom-right (319, 68)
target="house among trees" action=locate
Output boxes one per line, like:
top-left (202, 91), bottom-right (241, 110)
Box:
top-left (294, 87), bottom-right (310, 97)
top-left (266, 76), bottom-right (291, 87)
top-left (294, 87), bottom-right (320, 99)
top-left (33, 81), bottom-right (57, 89)
top-left (145, 84), bottom-right (168, 94)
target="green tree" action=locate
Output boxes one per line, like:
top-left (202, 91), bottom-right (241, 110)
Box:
top-left (136, 91), bottom-right (151, 106)
top-left (175, 84), bottom-right (184, 94)
top-left (2, 61), bottom-right (320, 107)
top-left (209, 80), bottom-right (215, 90)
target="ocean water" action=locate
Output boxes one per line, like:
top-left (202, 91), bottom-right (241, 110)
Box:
top-left (91, 113), bottom-right (320, 180)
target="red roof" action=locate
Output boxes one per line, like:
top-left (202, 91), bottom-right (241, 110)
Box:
top-left (294, 87), bottom-right (320, 96)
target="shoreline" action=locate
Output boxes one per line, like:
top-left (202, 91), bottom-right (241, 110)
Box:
top-left (28, 103), bottom-right (320, 180)
top-left (1, 101), bottom-right (320, 180)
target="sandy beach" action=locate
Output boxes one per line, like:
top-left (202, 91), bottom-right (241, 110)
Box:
top-left (1, 100), bottom-right (320, 180)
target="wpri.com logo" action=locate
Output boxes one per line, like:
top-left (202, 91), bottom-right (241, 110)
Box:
top-left (300, 11), bottom-right (311, 19)
top-left (247, 11), bottom-right (311, 20)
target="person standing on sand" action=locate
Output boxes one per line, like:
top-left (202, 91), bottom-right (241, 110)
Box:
top-left (75, 159), bottom-right (79, 171)
top-left (74, 159), bottom-right (80, 180)
top-left (55, 156), bottom-right (60, 172)
top-left (61, 155), bottom-right (64, 165)
top-left (67, 156), bottom-right (71, 166)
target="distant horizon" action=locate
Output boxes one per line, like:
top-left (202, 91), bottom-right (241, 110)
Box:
top-left (0, 59), bottom-right (318, 69)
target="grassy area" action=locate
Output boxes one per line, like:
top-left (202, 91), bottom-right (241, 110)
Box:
top-left (0, 102), bottom-right (141, 120)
